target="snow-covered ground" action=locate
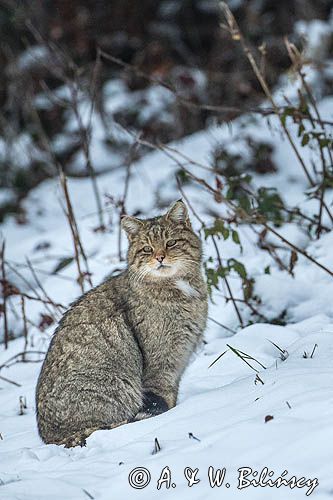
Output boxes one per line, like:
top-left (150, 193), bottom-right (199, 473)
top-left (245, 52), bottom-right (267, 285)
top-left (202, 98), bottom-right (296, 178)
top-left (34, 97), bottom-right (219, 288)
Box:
top-left (2, 313), bottom-right (333, 499)
top-left (1, 87), bottom-right (333, 499)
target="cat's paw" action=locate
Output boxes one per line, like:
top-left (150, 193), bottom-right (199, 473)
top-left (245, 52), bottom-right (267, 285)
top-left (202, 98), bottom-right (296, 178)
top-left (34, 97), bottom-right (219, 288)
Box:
top-left (128, 392), bottom-right (169, 423)
top-left (142, 391), bottom-right (169, 416)
top-left (63, 434), bottom-right (87, 448)
top-left (129, 411), bottom-right (154, 422)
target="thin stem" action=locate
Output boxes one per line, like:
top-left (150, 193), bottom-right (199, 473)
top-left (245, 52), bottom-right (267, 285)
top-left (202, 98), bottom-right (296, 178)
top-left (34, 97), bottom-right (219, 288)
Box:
top-left (177, 177), bottom-right (243, 327)
top-left (21, 296), bottom-right (28, 360)
top-left (59, 172), bottom-right (85, 293)
top-left (211, 235), bottom-right (244, 327)
top-left (220, 2), bottom-right (315, 186)
top-left (1, 241), bottom-right (9, 349)
top-left (99, 48), bottom-right (333, 126)
top-left (263, 222), bottom-right (333, 277)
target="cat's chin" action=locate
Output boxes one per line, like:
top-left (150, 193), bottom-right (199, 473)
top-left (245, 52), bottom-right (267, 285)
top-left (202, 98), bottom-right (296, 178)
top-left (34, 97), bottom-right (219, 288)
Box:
top-left (148, 265), bottom-right (178, 278)
top-left (132, 262), bottom-right (186, 281)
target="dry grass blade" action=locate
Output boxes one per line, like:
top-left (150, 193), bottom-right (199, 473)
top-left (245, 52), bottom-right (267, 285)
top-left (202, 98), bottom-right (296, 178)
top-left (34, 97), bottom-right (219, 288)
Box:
top-left (208, 349), bottom-right (228, 369)
top-left (226, 344), bottom-right (266, 373)
top-left (267, 339), bottom-right (288, 361)
top-left (209, 343), bottom-right (266, 372)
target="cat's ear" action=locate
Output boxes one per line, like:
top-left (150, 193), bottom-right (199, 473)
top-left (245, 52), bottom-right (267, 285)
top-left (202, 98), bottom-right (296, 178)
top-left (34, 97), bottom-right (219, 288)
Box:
top-left (121, 215), bottom-right (143, 238)
top-left (165, 199), bottom-right (191, 227)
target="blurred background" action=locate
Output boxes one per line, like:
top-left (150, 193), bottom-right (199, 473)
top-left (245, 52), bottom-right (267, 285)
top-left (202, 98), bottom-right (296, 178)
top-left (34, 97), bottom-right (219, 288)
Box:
top-left (1, 0), bottom-right (333, 222)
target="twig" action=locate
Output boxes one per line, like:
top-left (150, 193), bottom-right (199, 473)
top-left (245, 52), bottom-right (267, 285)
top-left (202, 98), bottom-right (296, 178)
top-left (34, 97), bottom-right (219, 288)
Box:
top-left (225, 295), bottom-right (268, 321)
top-left (5, 259), bottom-right (57, 321)
top-left (176, 176), bottom-right (243, 327)
top-left (176, 176), bottom-right (205, 229)
top-left (8, 259), bottom-right (76, 282)
top-left (310, 343), bottom-right (318, 358)
top-left (59, 171), bottom-right (90, 292)
top-left (220, 3), bottom-right (315, 185)
top-left (0, 374), bottom-right (21, 387)
top-left (285, 39), bottom-right (333, 166)
top-left (1, 241), bottom-right (9, 349)
top-left (5, 261), bottom-right (67, 309)
top-left (178, 161), bottom-right (333, 280)
top-left (284, 39), bottom-right (333, 236)
top-left (26, 257), bottom-right (62, 317)
top-left (263, 222), bottom-right (333, 277)
top-left (118, 135), bottom-right (141, 261)
top-left (21, 296), bottom-right (28, 360)
top-left (21, 293), bottom-right (66, 309)
top-left (188, 432), bottom-right (201, 442)
top-left (153, 437), bottom-right (161, 454)
top-left (19, 396), bottom-right (27, 415)
top-left (69, 81), bottom-right (105, 230)
top-left (27, 21), bottom-right (104, 228)
top-left (211, 235), bottom-right (244, 327)
top-left (208, 316), bottom-right (236, 334)
top-left (99, 49), bottom-right (333, 125)
top-left (221, 3), bottom-right (333, 226)
top-left (0, 351), bottom-right (45, 371)
top-left (82, 489), bottom-right (95, 500)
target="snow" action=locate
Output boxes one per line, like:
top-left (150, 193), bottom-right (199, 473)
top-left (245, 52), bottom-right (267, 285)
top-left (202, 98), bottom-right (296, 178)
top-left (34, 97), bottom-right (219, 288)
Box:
top-left (295, 19), bottom-right (332, 61)
top-left (2, 317), bottom-right (333, 499)
top-left (0, 133), bottom-right (47, 170)
top-left (0, 189), bottom-right (15, 208)
top-left (2, 67), bottom-right (333, 499)
top-left (16, 46), bottom-right (49, 71)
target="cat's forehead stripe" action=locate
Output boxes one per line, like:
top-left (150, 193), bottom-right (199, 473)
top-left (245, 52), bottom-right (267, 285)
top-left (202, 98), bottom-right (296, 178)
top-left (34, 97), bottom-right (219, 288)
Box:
top-left (148, 224), bottom-right (163, 240)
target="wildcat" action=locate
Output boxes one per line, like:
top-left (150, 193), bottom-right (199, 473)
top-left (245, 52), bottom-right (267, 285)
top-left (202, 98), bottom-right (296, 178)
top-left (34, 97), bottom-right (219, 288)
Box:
top-left (36, 200), bottom-right (208, 447)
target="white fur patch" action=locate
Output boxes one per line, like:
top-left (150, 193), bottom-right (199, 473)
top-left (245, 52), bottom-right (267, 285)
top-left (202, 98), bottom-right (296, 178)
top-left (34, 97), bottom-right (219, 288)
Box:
top-left (175, 280), bottom-right (199, 298)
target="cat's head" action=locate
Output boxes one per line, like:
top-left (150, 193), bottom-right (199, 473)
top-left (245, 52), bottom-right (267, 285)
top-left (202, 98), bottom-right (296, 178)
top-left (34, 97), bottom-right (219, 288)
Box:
top-left (121, 200), bottom-right (201, 281)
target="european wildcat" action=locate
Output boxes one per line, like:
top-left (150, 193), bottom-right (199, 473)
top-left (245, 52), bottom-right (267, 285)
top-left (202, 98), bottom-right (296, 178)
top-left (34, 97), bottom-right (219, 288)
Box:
top-left (36, 200), bottom-right (208, 447)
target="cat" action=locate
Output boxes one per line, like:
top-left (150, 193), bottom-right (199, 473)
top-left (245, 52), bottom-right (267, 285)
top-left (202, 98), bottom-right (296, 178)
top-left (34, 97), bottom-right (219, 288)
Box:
top-left (36, 200), bottom-right (208, 447)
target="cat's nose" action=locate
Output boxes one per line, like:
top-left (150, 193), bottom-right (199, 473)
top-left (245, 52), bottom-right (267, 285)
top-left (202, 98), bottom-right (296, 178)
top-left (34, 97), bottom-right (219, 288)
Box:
top-left (156, 254), bottom-right (165, 263)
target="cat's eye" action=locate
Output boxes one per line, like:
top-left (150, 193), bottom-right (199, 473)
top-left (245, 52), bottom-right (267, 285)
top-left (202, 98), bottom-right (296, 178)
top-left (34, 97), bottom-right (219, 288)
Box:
top-left (143, 245), bottom-right (153, 253)
top-left (166, 239), bottom-right (176, 247)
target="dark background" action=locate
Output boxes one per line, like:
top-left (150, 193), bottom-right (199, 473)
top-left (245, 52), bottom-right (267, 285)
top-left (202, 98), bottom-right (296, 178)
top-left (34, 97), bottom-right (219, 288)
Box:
top-left (1, 0), bottom-right (332, 220)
